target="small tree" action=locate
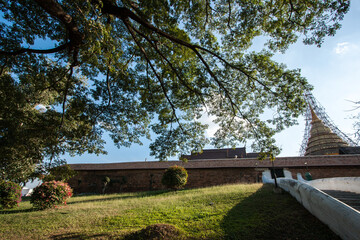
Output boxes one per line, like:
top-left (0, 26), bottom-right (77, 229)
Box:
top-left (102, 176), bottom-right (111, 194)
top-left (32, 162), bottom-right (77, 183)
top-left (44, 164), bottom-right (77, 182)
top-left (0, 180), bottom-right (22, 209)
top-left (161, 166), bottom-right (188, 190)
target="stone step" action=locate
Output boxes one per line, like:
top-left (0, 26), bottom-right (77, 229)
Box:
top-left (322, 190), bottom-right (360, 211)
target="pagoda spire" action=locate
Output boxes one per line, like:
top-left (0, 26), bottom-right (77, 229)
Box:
top-left (305, 105), bottom-right (349, 156)
top-left (299, 93), bottom-right (356, 156)
top-left (309, 105), bottom-right (320, 123)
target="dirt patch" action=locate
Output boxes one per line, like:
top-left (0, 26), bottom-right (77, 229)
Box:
top-left (124, 223), bottom-right (186, 240)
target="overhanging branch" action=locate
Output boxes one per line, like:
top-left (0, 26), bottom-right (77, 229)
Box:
top-left (123, 19), bottom-right (186, 134)
top-left (0, 43), bottom-right (69, 56)
top-left (1, 0), bottom-right (84, 57)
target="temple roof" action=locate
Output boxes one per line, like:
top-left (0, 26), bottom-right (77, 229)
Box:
top-left (181, 147), bottom-right (259, 160)
top-left (305, 107), bottom-right (349, 156)
top-left (69, 155), bottom-right (360, 171)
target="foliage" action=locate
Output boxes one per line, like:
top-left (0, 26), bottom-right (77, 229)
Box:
top-left (352, 100), bottom-right (360, 144)
top-left (103, 176), bottom-right (111, 184)
top-left (30, 180), bottom-right (73, 210)
top-left (0, 180), bottom-right (22, 209)
top-left (0, 0), bottom-right (350, 180)
top-left (161, 165), bottom-right (188, 190)
top-left (42, 164), bottom-right (77, 182)
top-left (102, 176), bottom-right (111, 194)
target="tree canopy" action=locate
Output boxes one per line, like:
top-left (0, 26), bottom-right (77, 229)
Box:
top-left (0, 0), bottom-right (349, 182)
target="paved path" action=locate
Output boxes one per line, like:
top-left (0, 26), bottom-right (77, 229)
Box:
top-left (322, 190), bottom-right (360, 212)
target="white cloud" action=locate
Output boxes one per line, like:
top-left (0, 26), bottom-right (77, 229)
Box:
top-left (34, 104), bottom-right (47, 112)
top-left (334, 42), bottom-right (359, 55)
top-left (198, 111), bottom-right (219, 138)
top-left (334, 42), bottom-right (350, 54)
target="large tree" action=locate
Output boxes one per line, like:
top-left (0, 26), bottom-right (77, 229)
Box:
top-left (0, 0), bottom-right (349, 182)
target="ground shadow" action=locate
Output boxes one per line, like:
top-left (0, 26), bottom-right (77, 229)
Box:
top-left (67, 189), bottom-right (170, 205)
top-left (1, 190), bottom-right (171, 215)
top-left (0, 207), bottom-right (38, 215)
top-left (50, 232), bottom-right (114, 240)
top-left (221, 184), bottom-right (341, 240)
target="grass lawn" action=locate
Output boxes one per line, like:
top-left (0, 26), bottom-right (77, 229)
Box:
top-left (0, 183), bottom-right (340, 239)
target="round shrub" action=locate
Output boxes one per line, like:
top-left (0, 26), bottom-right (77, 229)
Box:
top-left (30, 181), bottom-right (73, 210)
top-left (0, 180), bottom-right (22, 209)
top-left (161, 165), bottom-right (188, 190)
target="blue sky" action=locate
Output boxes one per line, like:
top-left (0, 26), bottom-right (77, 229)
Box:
top-left (66, 2), bottom-right (360, 164)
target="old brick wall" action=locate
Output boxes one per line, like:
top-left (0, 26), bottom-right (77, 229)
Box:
top-left (68, 168), bottom-right (264, 194)
top-left (68, 155), bottom-right (360, 194)
top-left (287, 166), bottom-right (360, 179)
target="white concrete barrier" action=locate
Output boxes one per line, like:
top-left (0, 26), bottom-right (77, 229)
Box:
top-left (307, 177), bottom-right (360, 193)
top-left (21, 187), bottom-right (33, 196)
top-left (261, 170), bottom-right (293, 184)
top-left (296, 173), bottom-right (307, 182)
top-left (278, 178), bottom-right (360, 240)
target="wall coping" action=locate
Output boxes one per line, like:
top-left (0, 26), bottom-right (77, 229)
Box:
top-left (69, 154), bottom-right (360, 171)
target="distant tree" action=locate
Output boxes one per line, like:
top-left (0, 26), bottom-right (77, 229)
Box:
top-left (162, 165), bottom-right (188, 190)
top-left (30, 160), bottom-right (76, 183)
top-left (43, 164), bottom-right (77, 182)
top-left (0, 0), bottom-right (350, 182)
top-left (102, 176), bottom-right (111, 194)
top-left (352, 101), bottom-right (360, 144)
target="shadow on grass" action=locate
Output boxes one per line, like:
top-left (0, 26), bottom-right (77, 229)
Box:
top-left (50, 232), bottom-right (114, 240)
top-left (68, 189), bottom-right (171, 205)
top-left (221, 184), bottom-right (341, 240)
top-left (0, 207), bottom-right (38, 214)
top-left (1, 190), bottom-right (173, 214)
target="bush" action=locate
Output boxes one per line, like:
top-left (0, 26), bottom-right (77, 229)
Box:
top-left (30, 181), bottom-right (73, 210)
top-left (0, 180), bottom-right (22, 209)
top-left (161, 165), bottom-right (188, 190)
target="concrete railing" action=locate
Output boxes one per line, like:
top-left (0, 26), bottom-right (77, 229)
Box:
top-left (261, 170), bottom-right (293, 184)
top-left (278, 178), bottom-right (360, 240)
top-left (306, 177), bottom-right (360, 193)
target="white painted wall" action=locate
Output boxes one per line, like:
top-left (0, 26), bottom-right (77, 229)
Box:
top-left (21, 179), bottom-right (42, 196)
top-left (307, 177), bottom-right (360, 193)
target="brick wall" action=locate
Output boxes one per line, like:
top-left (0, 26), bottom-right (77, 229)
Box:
top-left (68, 168), bottom-right (264, 194)
top-left (287, 166), bottom-right (360, 179)
top-left (68, 155), bottom-right (360, 194)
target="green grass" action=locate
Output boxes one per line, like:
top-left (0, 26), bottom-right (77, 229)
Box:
top-left (0, 183), bottom-right (340, 240)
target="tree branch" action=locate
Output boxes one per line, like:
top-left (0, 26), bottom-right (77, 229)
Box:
top-left (106, 67), bottom-right (112, 105)
top-left (102, 1), bottom-right (265, 140)
top-left (227, 0), bottom-right (232, 30)
top-left (1, 0), bottom-right (84, 57)
top-left (0, 57), bottom-right (8, 76)
top-left (33, 0), bottom-right (84, 50)
top-left (59, 65), bottom-right (74, 129)
top-left (123, 19), bottom-right (186, 134)
top-left (100, 0), bottom-right (276, 97)
top-left (0, 43), bottom-right (70, 56)
top-left (93, 66), bottom-right (112, 122)
top-left (192, 48), bottom-right (237, 114)
top-left (130, 26), bottom-right (207, 107)
top-left (204, 0), bottom-right (209, 29)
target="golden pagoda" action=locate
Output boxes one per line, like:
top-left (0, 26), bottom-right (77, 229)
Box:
top-left (305, 107), bottom-right (349, 156)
